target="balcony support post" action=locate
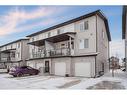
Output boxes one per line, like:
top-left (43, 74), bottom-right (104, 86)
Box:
top-left (69, 36), bottom-right (72, 55)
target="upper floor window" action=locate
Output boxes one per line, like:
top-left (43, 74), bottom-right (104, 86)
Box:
top-left (17, 43), bottom-right (20, 48)
top-left (79, 21), bottom-right (89, 31)
top-left (57, 29), bottom-right (61, 34)
top-left (11, 52), bottom-right (15, 58)
top-left (32, 37), bottom-right (34, 42)
top-left (80, 24), bottom-right (84, 31)
top-left (48, 32), bottom-right (51, 37)
top-left (79, 39), bottom-right (89, 49)
top-left (17, 52), bottom-right (20, 58)
top-left (84, 21), bottom-right (89, 30)
top-left (11, 45), bottom-right (13, 49)
top-left (57, 28), bottom-right (64, 34)
top-left (102, 29), bottom-right (105, 39)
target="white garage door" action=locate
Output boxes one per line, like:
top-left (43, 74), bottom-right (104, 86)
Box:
top-left (75, 62), bottom-right (91, 77)
top-left (55, 62), bottom-right (66, 76)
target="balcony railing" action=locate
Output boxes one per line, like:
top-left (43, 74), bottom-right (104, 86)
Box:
top-left (31, 48), bottom-right (71, 59)
top-left (0, 57), bottom-right (16, 62)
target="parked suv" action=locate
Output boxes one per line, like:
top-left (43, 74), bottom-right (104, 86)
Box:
top-left (9, 66), bottom-right (39, 77)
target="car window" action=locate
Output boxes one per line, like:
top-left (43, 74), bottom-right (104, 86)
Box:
top-left (21, 66), bottom-right (27, 69)
top-left (27, 66), bottom-right (33, 69)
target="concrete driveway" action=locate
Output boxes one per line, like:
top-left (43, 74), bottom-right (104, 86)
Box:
top-left (0, 70), bottom-right (127, 89)
top-left (0, 73), bottom-right (83, 89)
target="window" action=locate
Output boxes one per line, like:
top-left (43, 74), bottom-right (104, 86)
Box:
top-left (57, 28), bottom-right (64, 34)
top-left (80, 24), bottom-right (84, 31)
top-left (11, 52), bottom-right (15, 58)
top-left (79, 39), bottom-right (89, 49)
top-left (102, 30), bottom-right (104, 39)
top-left (84, 21), bottom-right (89, 30)
top-left (17, 52), bottom-right (20, 58)
top-left (57, 29), bottom-right (61, 34)
top-left (61, 44), bottom-right (65, 49)
top-left (84, 39), bottom-right (89, 48)
top-left (17, 43), bottom-right (20, 48)
top-left (79, 21), bottom-right (88, 31)
top-left (32, 37), bottom-right (34, 41)
top-left (45, 33), bottom-right (48, 38)
top-left (48, 32), bottom-right (51, 37)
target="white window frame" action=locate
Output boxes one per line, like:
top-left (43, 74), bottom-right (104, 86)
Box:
top-left (79, 39), bottom-right (89, 49)
top-left (84, 21), bottom-right (89, 30)
top-left (102, 29), bottom-right (105, 39)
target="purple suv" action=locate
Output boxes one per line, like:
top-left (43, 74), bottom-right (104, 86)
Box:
top-left (9, 66), bottom-right (39, 77)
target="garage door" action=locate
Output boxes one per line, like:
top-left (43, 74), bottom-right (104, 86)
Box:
top-left (55, 62), bottom-right (66, 76)
top-left (75, 62), bottom-right (91, 77)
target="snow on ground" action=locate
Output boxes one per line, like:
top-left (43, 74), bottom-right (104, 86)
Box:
top-left (69, 70), bottom-right (127, 89)
top-left (0, 70), bottom-right (127, 89)
top-left (0, 74), bottom-right (84, 89)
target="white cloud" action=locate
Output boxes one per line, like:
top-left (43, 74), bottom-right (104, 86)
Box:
top-left (0, 6), bottom-right (64, 36)
top-left (110, 39), bottom-right (125, 59)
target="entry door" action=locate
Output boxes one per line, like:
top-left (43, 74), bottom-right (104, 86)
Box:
top-left (45, 61), bottom-right (50, 73)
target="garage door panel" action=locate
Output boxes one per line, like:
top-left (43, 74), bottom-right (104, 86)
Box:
top-left (55, 62), bottom-right (66, 76)
top-left (75, 62), bottom-right (91, 77)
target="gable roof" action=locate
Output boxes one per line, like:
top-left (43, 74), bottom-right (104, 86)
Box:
top-left (27, 10), bottom-right (111, 41)
top-left (122, 6), bottom-right (127, 39)
top-left (0, 39), bottom-right (29, 48)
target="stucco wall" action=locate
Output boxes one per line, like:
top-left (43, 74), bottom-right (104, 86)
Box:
top-left (74, 16), bottom-right (97, 55)
top-left (96, 15), bottom-right (109, 76)
top-left (26, 56), bottom-right (95, 77)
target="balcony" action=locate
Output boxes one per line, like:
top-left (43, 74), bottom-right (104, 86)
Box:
top-left (0, 49), bottom-right (16, 62)
top-left (28, 32), bottom-right (76, 46)
top-left (0, 57), bottom-right (16, 62)
top-left (31, 48), bottom-right (71, 59)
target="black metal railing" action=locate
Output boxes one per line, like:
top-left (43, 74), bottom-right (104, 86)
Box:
top-left (31, 48), bottom-right (71, 59)
top-left (0, 57), bottom-right (16, 62)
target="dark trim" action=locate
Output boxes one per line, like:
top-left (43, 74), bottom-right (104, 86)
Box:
top-left (0, 39), bottom-right (29, 48)
top-left (26, 10), bottom-right (111, 41)
top-left (26, 53), bottom-right (98, 61)
top-left (122, 6), bottom-right (127, 39)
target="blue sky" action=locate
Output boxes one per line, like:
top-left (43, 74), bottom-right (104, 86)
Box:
top-left (0, 6), bottom-right (124, 58)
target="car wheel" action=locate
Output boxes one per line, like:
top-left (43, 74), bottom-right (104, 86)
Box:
top-left (17, 73), bottom-right (23, 77)
top-left (35, 72), bottom-right (39, 75)
top-left (13, 75), bottom-right (17, 77)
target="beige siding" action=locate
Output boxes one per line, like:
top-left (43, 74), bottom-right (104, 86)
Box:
top-left (74, 16), bottom-right (97, 55)
top-left (96, 15), bottom-right (109, 76)
top-left (125, 13), bottom-right (127, 70)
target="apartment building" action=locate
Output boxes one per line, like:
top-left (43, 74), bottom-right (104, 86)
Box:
top-left (122, 6), bottom-right (127, 71)
top-left (0, 39), bottom-right (29, 69)
top-left (26, 10), bottom-right (111, 77)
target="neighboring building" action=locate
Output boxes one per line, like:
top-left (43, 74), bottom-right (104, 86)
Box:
top-left (0, 39), bottom-right (29, 69)
top-left (122, 6), bottom-right (127, 71)
top-left (26, 10), bottom-right (111, 77)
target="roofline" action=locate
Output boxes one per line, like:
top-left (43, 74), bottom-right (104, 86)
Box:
top-left (0, 38), bottom-right (29, 48)
top-left (122, 6), bottom-right (127, 39)
top-left (26, 10), bottom-right (111, 41)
